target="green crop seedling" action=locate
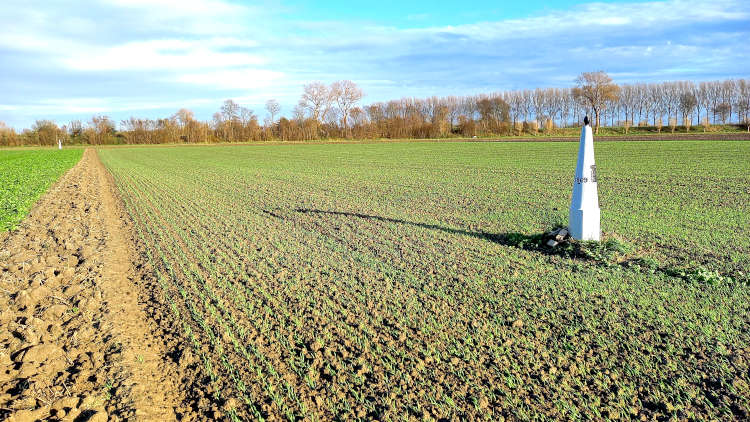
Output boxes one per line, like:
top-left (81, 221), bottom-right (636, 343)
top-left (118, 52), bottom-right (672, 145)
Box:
top-left (98, 140), bottom-right (750, 421)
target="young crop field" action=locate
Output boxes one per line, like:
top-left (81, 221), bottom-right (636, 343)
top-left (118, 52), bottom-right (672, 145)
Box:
top-left (98, 141), bottom-right (750, 421)
top-left (0, 149), bottom-right (83, 231)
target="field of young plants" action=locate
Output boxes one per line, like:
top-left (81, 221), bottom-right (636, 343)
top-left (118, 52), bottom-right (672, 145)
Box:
top-left (0, 149), bottom-right (82, 231)
top-left (98, 141), bottom-right (750, 421)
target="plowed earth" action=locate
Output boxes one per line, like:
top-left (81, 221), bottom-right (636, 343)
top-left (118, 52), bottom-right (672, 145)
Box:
top-left (0, 150), bottom-right (187, 421)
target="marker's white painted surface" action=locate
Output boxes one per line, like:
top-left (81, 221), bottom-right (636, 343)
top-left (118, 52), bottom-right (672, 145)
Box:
top-left (569, 123), bottom-right (600, 241)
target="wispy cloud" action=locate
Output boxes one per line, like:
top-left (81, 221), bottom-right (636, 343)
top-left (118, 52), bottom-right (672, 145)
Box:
top-left (419, 0), bottom-right (748, 40)
top-left (61, 39), bottom-right (266, 72)
top-left (0, 0), bottom-right (748, 128)
top-left (176, 69), bottom-right (284, 90)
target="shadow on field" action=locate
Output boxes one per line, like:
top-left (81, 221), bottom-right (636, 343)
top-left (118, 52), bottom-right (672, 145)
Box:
top-left (295, 208), bottom-right (548, 252)
top-left (295, 208), bottom-right (747, 283)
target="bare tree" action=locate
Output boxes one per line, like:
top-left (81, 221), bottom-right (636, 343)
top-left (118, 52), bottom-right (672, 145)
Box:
top-left (559, 88), bottom-right (573, 128)
top-left (444, 96), bottom-right (461, 133)
top-left (265, 99), bottom-right (281, 124)
top-left (220, 99), bottom-right (241, 141)
top-left (647, 83), bottom-right (665, 130)
top-left (572, 71), bottom-right (620, 133)
top-left (547, 88), bottom-right (565, 129)
top-left (0, 121), bottom-right (19, 147)
top-left (172, 108), bottom-right (196, 142)
top-left (239, 107), bottom-right (258, 141)
top-left (121, 117), bottom-right (155, 144)
top-left (714, 103), bottom-right (731, 124)
top-left (605, 96), bottom-right (619, 128)
top-left (240, 107), bottom-right (254, 123)
top-left (668, 116), bottom-right (677, 133)
top-left (679, 87), bottom-right (697, 132)
top-left (661, 82), bottom-right (681, 133)
top-left (174, 108), bottom-right (194, 127)
top-left (720, 80), bottom-right (737, 123)
top-left (532, 88), bottom-right (546, 132)
top-left (31, 120), bottom-right (61, 146)
top-left (697, 82), bottom-right (713, 131)
top-left (707, 81), bottom-right (722, 123)
top-left (330, 80), bottom-right (364, 135)
top-left (299, 82), bottom-right (332, 122)
top-left (68, 120), bottom-right (83, 138)
top-left (221, 100), bottom-right (240, 121)
top-left (633, 83), bottom-right (648, 125)
top-left (292, 103), bottom-right (306, 123)
top-left (619, 84), bottom-right (638, 134)
top-left (86, 115), bottom-right (115, 145)
top-left (737, 79), bottom-right (750, 132)
top-left (504, 91), bottom-right (522, 128)
top-left (520, 90), bottom-right (534, 125)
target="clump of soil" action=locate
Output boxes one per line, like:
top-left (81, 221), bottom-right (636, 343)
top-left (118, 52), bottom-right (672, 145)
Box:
top-left (0, 150), bottom-right (185, 421)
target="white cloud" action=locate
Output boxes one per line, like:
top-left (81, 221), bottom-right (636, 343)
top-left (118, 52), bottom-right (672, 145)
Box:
top-left (0, 0), bottom-right (263, 54)
top-left (407, 0), bottom-right (748, 41)
top-left (2, 97), bottom-right (221, 118)
top-left (101, 0), bottom-right (242, 15)
top-left (0, 0), bottom-right (277, 90)
top-left (1, 0), bottom-right (748, 128)
top-left (176, 69), bottom-right (284, 90)
top-left (599, 17), bottom-right (631, 26)
top-left (62, 39), bottom-right (266, 72)
top-left (99, 0), bottom-right (254, 34)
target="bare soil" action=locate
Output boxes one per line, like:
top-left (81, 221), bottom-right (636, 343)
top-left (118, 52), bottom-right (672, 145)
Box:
top-left (0, 150), bottom-right (185, 421)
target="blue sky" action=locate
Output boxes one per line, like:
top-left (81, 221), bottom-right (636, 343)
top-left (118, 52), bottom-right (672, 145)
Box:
top-left (280, 1), bottom-right (629, 27)
top-left (1, 0), bottom-right (748, 129)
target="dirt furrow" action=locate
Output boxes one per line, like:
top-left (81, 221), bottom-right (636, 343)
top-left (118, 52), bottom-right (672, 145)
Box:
top-left (1, 149), bottom-right (183, 421)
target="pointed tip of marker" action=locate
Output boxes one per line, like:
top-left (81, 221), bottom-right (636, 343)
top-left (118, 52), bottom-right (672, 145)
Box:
top-left (583, 116), bottom-right (590, 126)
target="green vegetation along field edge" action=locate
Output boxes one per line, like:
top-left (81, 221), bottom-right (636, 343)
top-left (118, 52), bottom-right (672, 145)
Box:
top-left (0, 149), bottom-right (83, 231)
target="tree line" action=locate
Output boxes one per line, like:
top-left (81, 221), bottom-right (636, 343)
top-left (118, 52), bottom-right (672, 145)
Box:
top-left (1, 73), bottom-right (748, 146)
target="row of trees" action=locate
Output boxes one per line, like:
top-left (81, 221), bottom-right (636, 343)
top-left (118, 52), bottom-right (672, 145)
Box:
top-left (572, 72), bottom-right (750, 134)
top-left (1, 74), bottom-right (748, 146)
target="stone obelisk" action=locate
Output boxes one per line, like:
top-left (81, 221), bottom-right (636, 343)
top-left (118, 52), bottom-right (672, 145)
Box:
top-left (569, 116), bottom-right (600, 241)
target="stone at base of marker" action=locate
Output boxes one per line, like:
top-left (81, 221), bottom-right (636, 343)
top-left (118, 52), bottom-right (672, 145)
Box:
top-left (568, 207), bottom-right (600, 241)
top-left (555, 228), bottom-right (568, 241)
top-left (544, 228), bottom-right (571, 248)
